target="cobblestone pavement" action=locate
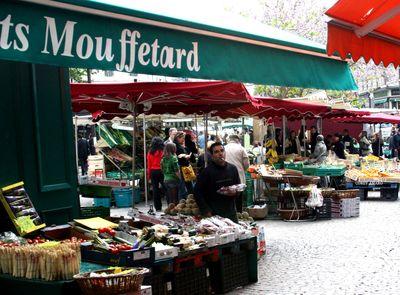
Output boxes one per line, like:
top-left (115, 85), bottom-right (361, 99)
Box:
top-left (233, 199), bottom-right (400, 295)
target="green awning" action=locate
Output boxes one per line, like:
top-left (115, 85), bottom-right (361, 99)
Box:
top-left (374, 98), bottom-right (388, 104)
top-left (1, 0), bottom-right (357, 90)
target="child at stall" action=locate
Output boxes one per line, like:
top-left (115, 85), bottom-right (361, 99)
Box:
top-left (161, 143), bottom-right (181, 205)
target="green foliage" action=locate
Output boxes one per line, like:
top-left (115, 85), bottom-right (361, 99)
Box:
top-left (69, 68), bottom-right (87, 82)
top-left (254, 85), bottom-right (311, 98)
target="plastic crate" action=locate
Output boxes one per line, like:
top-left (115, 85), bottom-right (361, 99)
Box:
top-left (113, 188), bottom-right (140, 207)
top-left (143, 273), bottom-right (172, 295)
top-left (172, 266), bottom-right (210, 295)
top-left (284, 161), bottom-right (304, 170)
top-left (315, 197), bottom-right (331, 220)
top-left (93, 197), bottom-right (111, 208)
top-left (380, 188), bottom-right (399, 201)
top-left (80, 206), bottom-right (110, 218)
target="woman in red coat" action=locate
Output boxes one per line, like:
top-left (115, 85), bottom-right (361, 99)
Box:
top-left (147, 137), bottom-right (164, 211)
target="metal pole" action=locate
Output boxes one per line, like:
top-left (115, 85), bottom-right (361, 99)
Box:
top-left (74, 116), bottom-right (79, 175)
top-left (132, 106), bottom-right (137, 209)
top-left (205, 114), bottom-right (209, 167)
top-left (302, 118), bottom-right (306, 157)
top-left (194, 114), bottom-right (199, 147)
top-left (282, 115), bottom-right (286, 156)
top-left (143, 114), bottom-right (148, 205)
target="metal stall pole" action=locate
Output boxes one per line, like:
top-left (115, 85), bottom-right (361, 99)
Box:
top-left (143, 114), bottom-right (148, 205)
top-left (282, 115), bottom-right (287, 156)
top-left (205, 113), bottom-right (209, 167)
top-left (74, 116), bottom-right (79, 176)
top-left (132, 106), bottom-right (137, 209)
top-left (194, 114), bottom-right (199, 147)
top-left (302, 118), bottom-right (306, 157)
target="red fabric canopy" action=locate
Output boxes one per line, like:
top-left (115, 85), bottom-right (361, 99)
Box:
top-left (322, 108), bottom-right (371, 119)
top-left (333, 113), bottom-right (400, 124)
top-left (326, 0), bottom-right (400, 66)
top-left (216, 97), bottom-right (331, 119)
top-left (71, 81), bottom-right (251, 119)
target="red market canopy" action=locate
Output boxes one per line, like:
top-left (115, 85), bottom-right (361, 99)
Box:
top-left (333, 113), bottom-right (400, 124)
top-left (322, 108), bottom-right (371, 119)
top-left (216, 97), bottom-right (332, 120)
top-left (71, 81), bottom-right (251, 119)
top-left (326, 0), bottom-right (400, 66)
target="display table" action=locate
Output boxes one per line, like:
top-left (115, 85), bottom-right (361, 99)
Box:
top-left (346, 181), bottom-right (399, 201)
top-left (0, 262), bottom-right (105, 295)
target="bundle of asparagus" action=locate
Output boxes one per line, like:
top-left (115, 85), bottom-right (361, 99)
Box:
top-left (0, 241), bottom-right (80, 281)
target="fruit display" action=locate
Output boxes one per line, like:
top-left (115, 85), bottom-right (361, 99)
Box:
top-left (345, 167), bottom-right (400, 183)
top-left (237, 211), bottom-right (254, 223)
top-left (164, 194), bottom-right (200, 216)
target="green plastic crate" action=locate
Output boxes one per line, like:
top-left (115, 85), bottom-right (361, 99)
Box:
top-left (301, 165), bottom-right (318, 175)
top-left (284, 161), bottom-right (304, 170)
top-left (314, 166), bottom-right (346, 177)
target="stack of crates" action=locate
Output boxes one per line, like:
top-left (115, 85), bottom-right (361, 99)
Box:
top-left (172, 249), bottom-right (217, 295)
top-left (331, 197), bottom-right (360, 218)
top-left (209, 237), bottom-right (258, 294)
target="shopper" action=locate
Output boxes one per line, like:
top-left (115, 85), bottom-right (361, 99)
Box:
top-left (164, 127), bottom-right (177, 144)
top-left (197, 141), bottom-right (214, 175)
top-left (147, 137), bottom-right (164, 211)
top-left (252, 141), bottom-right (266, 164)
top-left (275, 128), bottom-right (283, 155)
top-left (185, 133), bottom-right (198, 162)
top-left (332, 133), bottom-right (346, 159)
top-left (309, 126), bottom-right (319, 154)
top-left (198, 131), bottom-right (206, 150)
top-left (285, 130), bottom-right (301, 155)
top-left (194, 142), bottom-right (241, 222)
top-left (161, 143), bottom-right (180, 205)
top-left (225, 134), bottom-right (249, 212)
top-left (342, 129), bottom-right (355, 154)
top-left (371, 133), bottom-right (383, 157)
top-left (359, 131), bottom-right (372, 157)
top-left (77, 134), bottom-right (90, 175)
top-left (308, 135), bottom-right (327, 164)
top-left (174, 131), bottom-right (193, 198)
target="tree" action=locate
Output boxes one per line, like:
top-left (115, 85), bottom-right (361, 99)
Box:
top-left (69, 68), bottom-right (98, 83)
top-left (226, 0), bottom-right (398, 102)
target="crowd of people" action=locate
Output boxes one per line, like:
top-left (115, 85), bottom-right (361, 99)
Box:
top-left (260, 125), bottom-right (400, 164)
top-left (146, 127), bottom-right (250, 222)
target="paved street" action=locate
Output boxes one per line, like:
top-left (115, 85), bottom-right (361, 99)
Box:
top-left (235, 198), bottom-right (400, 295)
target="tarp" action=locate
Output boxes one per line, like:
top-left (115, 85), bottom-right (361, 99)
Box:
top-left (326, 0), bottom-right (400, 66)
top-left (0, 1), bottom-right (357, 90)
top-left (333, 113), bottom-right (400, 124)
top-left (71, 81), bottom-right (251, 118)
top-left (216, 97), bottom-right (332, 120)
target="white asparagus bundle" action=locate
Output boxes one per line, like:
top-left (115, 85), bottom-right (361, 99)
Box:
top-left (0, 242), bottom-right (81, 281)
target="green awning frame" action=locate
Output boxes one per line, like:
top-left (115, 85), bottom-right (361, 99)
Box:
top-left (2, 0), bottom-right (357, 90)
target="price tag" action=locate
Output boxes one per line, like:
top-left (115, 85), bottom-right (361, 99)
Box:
top-left (15, 216), bottom-right (36, 234)
top-left (133, 250), bottom-right (150, 261)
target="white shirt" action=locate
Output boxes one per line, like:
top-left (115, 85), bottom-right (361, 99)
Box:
top-left (225, 141), bottom-right (249, 184)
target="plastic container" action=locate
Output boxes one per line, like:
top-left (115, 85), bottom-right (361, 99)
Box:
top-left (113, 188), bottom-right (140, 207)
top-left (93, 197), bottom-right (111, 208)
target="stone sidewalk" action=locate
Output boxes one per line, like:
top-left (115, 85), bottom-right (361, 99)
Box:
top-left (233, 199), bottom-right (400, 295)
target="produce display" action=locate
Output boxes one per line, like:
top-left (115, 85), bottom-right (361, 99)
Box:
top-left (0, 232), bottom-right (81, 281)
top-left (164, 194), bottom-right (200, 216)
top-left (0, 182), bottom-right (46, 236)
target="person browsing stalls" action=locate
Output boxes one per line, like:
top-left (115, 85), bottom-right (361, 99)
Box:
top-left (194, 142), bottom-right (241, 223)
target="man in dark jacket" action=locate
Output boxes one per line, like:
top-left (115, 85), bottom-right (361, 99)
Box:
top-left (309, 126), bottom-right (319, 154)
top-left (332, 133), bottom-right (346, 159)
top-left (342, 129), bottom-right (355, 154)
top-left (78, 135), bottom-right (90, 175)
top-left (195, 142), bottom-right (241, 222)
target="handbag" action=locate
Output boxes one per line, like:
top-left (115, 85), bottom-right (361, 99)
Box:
top-left (181, 165), bottom-right (196, 182)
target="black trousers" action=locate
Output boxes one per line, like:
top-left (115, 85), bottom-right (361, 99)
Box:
top-left (150, 169), bottom-right (164, 210)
